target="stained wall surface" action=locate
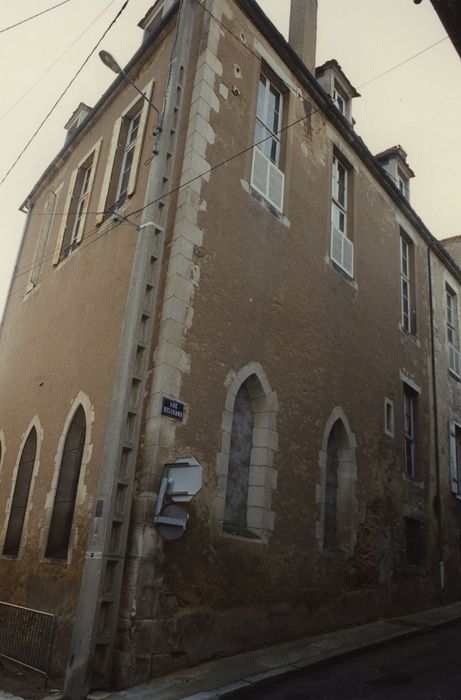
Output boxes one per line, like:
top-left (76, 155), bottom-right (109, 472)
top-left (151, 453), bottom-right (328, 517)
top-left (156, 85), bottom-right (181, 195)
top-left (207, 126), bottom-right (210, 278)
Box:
top-left (0, 19), bottom-right (177, 673)
top-left (115, 0), bottom-right (457, 686)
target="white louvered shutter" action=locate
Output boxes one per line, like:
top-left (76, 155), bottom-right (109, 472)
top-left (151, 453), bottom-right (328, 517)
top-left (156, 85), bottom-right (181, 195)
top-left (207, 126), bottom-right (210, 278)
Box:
top-left (268, 161), bottom-right (284, 213)
top-left (75, 138), bottom-right (102, 243)
top-left (53, 168), bottom-right (78, 265)
top-left (251, 148), bottom-right (284, 213)
top-left (97, 117), bottom-right (122, 224)
top-left (331, 226), bottom-right (354, 278)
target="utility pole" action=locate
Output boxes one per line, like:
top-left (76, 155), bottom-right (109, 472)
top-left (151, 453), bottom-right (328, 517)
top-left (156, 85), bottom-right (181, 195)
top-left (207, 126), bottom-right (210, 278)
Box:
top-left (62, 1), bottom-right (197, 696)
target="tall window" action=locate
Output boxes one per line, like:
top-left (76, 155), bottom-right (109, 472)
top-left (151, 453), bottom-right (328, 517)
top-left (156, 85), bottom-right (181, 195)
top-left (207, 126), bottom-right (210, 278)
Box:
top-left (115, 110), bottom-right (142, 209)
top-left (255, 73), bottom-right (282, 165)
top-left (403, 385), bottom-right (417, 479)
top-left (449, 420), bottom-right (461, 496)
top-left (96, 85), bottom-right (153, 224)
top-left (324, 423), bottom-right (340, 550)
top-left (29, 190), bottom-right (58, 287)
top-left (224, 383), bottom-right (254, 536)
top-left (330, 154), bottom-right (353, 277)
top-left (400, 233), bottom-right (416, 334)
top-left (320, 415), bottom-right (357, 555)
top-left (446, 285), bottom-right (460, 377)
top-left (53, 140), bottom-right (101, 265)
top-left (3, 428), bottom-right (37, 557)
top-left (250, 72), bottom-right (284, 213)
top-left (45, 406), bottom-right (86, 558)
top-left (405, 517), bottom-right (423, 567)
top-left (217, 364), bottom-right (277, 543)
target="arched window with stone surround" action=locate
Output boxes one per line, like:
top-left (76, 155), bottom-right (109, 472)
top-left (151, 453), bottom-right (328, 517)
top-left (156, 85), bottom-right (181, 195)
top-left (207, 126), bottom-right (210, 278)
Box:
top-left (224, 381), bottom-right (254, 535)
top-left (3, 427), bottom-right (38, 557)
top-left (45, 405), bottom-right (86, 558)
top-left (216, 362), bottom-right (278, 542)
top-left (317, 408), bottom-right (358, 556)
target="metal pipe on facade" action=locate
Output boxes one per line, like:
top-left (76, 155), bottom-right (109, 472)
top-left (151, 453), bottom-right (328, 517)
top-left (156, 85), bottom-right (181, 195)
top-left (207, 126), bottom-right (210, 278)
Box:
top-left (62, 1), bottom-right (197, 697)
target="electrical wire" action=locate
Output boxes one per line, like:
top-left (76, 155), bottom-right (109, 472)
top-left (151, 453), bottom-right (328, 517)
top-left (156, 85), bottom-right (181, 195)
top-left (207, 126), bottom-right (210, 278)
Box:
top-left (0, 0), bottom-right (72, 35)
top-left (4, 0), bottom-right (449, 217)
top-left (3, 3), bottom-right (452, 291)
top-left (358, 36), bottom-right (449, 90)
top-left (0, 0), bottom-right (130, 189)
top-left (0, 0), bottom-right (117, 125)
top-left (7, 112), bottom-right (308, 293)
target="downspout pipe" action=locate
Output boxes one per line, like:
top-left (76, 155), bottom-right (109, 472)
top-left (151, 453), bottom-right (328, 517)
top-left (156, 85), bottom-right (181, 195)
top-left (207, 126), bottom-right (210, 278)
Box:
top-left (427, 247), bottom-right (445, 602)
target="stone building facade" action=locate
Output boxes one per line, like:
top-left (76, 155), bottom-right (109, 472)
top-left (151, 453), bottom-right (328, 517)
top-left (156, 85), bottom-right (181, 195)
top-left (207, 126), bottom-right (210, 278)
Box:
top-left (0, 0), bottom-right (460, 696)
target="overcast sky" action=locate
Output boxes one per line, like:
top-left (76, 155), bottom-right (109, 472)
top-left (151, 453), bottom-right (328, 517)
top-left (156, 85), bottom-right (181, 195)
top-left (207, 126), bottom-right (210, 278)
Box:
top-left (0, 0), bottom-right (460, 319)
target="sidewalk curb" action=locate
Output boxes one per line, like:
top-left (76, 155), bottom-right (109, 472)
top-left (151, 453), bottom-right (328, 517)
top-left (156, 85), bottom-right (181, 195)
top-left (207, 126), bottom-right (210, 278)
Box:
top-left (183, 608), bottom-right (461, 699)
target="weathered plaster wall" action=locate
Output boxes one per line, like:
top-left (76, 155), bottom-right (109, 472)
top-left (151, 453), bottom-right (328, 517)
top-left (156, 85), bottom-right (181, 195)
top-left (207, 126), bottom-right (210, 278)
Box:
top-left (430, 248), bottom-right (461, 602)
top-left (0, 23), bottom-right (176, 675)
top-left (120, 0), bottom-right (443, 686)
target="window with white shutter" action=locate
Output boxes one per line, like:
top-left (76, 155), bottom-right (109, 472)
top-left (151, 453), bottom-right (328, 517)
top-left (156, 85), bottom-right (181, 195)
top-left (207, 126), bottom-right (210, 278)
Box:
top-left (97, 80), bottom-right (153, 223)
top-left (29, 189), bottom-right (59, 286)
top-left (53, 139), bottom-right (101, 264)
top-left (446, 286), bottom-right (460, 378)
top-left (250, 73), bottom-right (285, 213)
top-left (330, 154), bottom-right (353, 277)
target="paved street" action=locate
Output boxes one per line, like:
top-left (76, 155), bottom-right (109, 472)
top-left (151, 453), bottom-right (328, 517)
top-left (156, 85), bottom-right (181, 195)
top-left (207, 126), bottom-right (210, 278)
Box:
top-left (242, 622), bottom-right (461, 699)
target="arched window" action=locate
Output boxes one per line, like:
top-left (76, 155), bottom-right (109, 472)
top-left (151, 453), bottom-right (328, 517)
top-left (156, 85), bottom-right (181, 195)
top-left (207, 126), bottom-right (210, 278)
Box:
top-left (224, 382), bottom-right (254, 532)
top-left (317, 409), bottom-right (358, 556)
top-left (45, 406), bottom-right (86, 558)
top-left (217, 363), bottom-right (278, 542)
top-left (3, 427), bottom-right (38, 556)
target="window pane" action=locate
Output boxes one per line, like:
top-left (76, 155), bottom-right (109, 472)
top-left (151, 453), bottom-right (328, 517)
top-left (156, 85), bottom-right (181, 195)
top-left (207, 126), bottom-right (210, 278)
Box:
top-left (3, 428), bottom-right (37, 556)
top-left (46, 407), bottom-right (86, 558)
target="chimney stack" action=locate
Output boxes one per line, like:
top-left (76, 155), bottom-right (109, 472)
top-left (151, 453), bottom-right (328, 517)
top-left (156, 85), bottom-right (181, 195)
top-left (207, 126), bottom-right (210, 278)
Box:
top-left (289, 0), bottom-right (318, 74)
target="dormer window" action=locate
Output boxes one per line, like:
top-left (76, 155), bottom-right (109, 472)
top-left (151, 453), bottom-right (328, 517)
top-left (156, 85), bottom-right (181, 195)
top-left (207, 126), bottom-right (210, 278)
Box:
top-left (138, 0), bottom-right (174, 41)
top-left (64, 103), bottom-right (92, 145)
top-left (316, 59), bottom-right (360, 124)
top-left (375, 145), bottom-right (414, 201)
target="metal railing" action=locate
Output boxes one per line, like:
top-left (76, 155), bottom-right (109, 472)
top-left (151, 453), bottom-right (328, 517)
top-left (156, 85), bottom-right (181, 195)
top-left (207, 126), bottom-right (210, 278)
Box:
top-left (0, 601), bottom-right (56, 679)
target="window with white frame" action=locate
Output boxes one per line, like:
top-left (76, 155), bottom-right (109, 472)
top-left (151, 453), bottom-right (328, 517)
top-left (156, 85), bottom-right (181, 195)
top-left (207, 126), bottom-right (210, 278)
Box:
top-left (449, 419), bottom-right (461, 496)
top-left (97, 83), bottom-right (153, 224)
top-left (446, 285), bottom-right (460, 377)
top-left (53, 140), bottom-right (101, 264)
top-left (384, 397), bottom-right (394, 437)
top-left (332, 80), bottom-right (348, 117)
top-left (400, 233), bottom-right (416, 334)
top-left (397, 168), bottom-right (409, 199)
top-left (250, 72), bottom-right (285, 213)
top-left (330, 154), bottom-right (353, 277)
top-left (403, 384), bottom-right (417, 479)
top-left (115, 111), bottom-right (142, 209)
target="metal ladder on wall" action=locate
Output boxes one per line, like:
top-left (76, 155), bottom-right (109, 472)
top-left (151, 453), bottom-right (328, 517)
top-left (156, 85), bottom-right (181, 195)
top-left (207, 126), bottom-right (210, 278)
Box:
top-left (62, 2), bottom-right (197, 696)
top-left (91, 67), bottom-right (185, 686)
